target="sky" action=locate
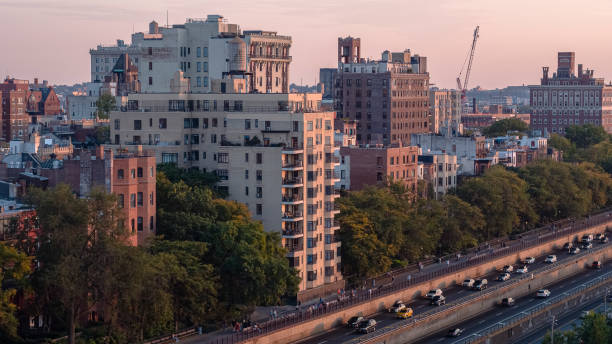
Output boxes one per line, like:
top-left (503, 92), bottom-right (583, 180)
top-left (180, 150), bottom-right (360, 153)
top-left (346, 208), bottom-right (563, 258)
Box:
top-left (2, 0), bottom-right (612, 89)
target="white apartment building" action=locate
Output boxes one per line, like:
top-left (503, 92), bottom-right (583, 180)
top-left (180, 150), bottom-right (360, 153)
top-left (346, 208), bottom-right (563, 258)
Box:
top-left (91, 15), bottom-right (292, 95)
top-left (90, 40), bottom-right (138, 82)
top-left (429, 88), bottom-right (462, 136)
top-left (418, 151), bottom-right (458, 199)
top-left (109, 89), bottom-right (342, 295)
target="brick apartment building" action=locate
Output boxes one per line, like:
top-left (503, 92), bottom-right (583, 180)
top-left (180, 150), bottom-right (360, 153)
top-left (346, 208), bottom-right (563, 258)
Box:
top-left (27, 79), bottom-right (61, 116)
top-left (339, 144), bottom-right (419, 192)
top-left (530, 52), bottom-right (612, 135)
top-left (0, 146), bottom-right (156, 246)
top-left (0, 78), bottom-right (30, 141)
top-left (333, 37), bottom-right (430, 146)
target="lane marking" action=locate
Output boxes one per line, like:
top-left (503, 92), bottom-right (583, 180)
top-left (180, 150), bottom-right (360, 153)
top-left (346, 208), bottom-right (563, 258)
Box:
top-left (496, 312), bottom-right (503, 316)
top-left (478, 319), bottom-right (486, 324)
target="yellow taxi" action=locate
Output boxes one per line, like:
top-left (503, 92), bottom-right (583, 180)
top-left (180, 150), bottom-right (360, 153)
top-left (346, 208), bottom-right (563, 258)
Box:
top-left (396, 307), bottom-right (414, 319)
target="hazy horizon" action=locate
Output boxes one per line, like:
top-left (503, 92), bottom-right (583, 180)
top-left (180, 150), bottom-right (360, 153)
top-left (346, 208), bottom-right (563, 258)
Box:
top-left (3, 0), bottom-right (612, 89)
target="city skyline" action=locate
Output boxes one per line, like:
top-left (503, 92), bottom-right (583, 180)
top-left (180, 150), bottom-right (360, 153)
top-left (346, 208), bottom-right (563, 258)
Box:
top-left (3, 0), bottom-right (612, 89)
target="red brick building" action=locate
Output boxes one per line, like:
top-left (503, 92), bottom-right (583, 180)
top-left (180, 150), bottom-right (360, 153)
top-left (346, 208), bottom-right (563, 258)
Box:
top-left (27, 79), bottom-right (61, 116)
top-left (334, 37), bottom-right (430, 146)
top-left (0, 78), bottom-right (30, 141)
top-left (530, 52), bottom-right (612, 135)
top-left (339, 144), bottom-right (418, 192)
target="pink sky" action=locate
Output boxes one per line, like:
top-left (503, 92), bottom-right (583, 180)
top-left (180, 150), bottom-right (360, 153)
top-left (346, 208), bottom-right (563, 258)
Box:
top-left (2, 0), bottom-right (612, 89)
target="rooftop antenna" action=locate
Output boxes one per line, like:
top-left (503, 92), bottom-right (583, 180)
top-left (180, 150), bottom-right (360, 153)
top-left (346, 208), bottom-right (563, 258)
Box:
top-left (166, 10), bottom-right (169, 28)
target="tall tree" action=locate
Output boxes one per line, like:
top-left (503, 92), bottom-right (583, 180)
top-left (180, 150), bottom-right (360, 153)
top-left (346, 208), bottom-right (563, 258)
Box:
top-left (0, 243), bottom-right (30, 340)
top-left (95, 93), bottom-right (116, 119)
top-left (565, 124), bottom-right (609, 149)
top-left (28, 185), bottom-right (128, 344)
top-left (482, 118), bottom-right (529, 137)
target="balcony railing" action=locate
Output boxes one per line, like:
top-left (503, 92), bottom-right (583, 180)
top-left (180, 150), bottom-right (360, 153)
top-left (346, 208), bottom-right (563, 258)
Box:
top-left (283, 228), bottom-right (304, 237)
top-left (282, 178), bottom-right (303, 185)
top-left (282, 195), bottom-right (303, 202)
top-left (285, 244), bottom-right (304, 252)
top-left (325, 157), bottom-right (341, 164)
top-left (282, 161), bottom-right (303, 168)
top-left (282, 212), bottom-right (303, 219)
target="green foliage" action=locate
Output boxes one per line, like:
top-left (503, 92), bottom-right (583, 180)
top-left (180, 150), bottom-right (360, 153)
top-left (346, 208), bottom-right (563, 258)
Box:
top-left (93, 126), bottom-right (110, 145)
top-left (157, 163), bottom-right (222, 196)
top-left (549, 134), bottom-right (576, 159)
top-left (544, 312), bottom-right (612, 344)
top-left (455, 166), bottom-right (538, 239)
top-left (0, 243), bottom-right (30, 340)
top-left (95, 94), bottom-right (116, 120)
top-left (155, 169), bottom-right (299, 321)
top-left (565, 124), bottom-right (609, 149)
top-left (482, 118), bottom-right (529, 137)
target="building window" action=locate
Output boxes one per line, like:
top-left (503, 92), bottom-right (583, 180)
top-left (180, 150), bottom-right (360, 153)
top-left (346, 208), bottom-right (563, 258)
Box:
top-left (245, 186), bottom-right (249, 196)
top-left (137, 167), bottom-right (143, 178)
top-left (137, 192), bottom-right (143, 206)
top-left (218, 152), bottom-right (229, 163)
top-left (118, 194), bottom-right (124, 208)
top-left (148, 62), bottom-right (153, 71)
top-left (150, 216), bottom-right (155, 231)
top-left (203, 47), bottom-right (208, 57)
top-left (256, 153), bottom-right (263, 164)
top-left (114, 119), bottom-right (120, 130)
top-left (137, 217), bottom-right (143, 231)
top-left (117, 169), bottom-right (124, 179)
top-left (256, 204), bottom-right (262, 215)
top-left (256, 187), bottom-right (263, 198)
top-left (197, 47), bottom-right (201, 57)
top-left (148, 77), bottom-right (153, 85)
top-left (148, 47), bottom-right (153, 55)
top-left (131, 219), bottom-right (135, 233)
top-left (150, 192), bottom-right (154, 205)
top-left (256, 170), bottom-right (262, 181)
top-left (158, 118), bottom-right (167, 129)
top-left (203, 77), bottom-right (208, 87)
top-left (130, 194), bottom-right (136, 208)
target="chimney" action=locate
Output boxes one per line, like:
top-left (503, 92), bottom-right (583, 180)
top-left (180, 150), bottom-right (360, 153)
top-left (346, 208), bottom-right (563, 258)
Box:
top-left (578, 64), bottom-right (583, 77)
top-left (96, 145), bottom-right (104, 159)
top-left (34, 78), bottom-right (39, 85)
top-left (472, 98), bottom-right (478, 114)
top-left (542, 67), bottom-right (549, 80)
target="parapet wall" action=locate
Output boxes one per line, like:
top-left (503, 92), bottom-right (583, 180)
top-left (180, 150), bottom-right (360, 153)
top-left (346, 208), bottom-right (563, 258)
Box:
top-left (241, 219), bottom-right (612, 344)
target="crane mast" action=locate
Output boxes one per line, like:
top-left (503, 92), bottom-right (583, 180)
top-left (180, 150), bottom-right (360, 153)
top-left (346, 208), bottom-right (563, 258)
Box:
top-left (458, 26), bottom-right (480, 103)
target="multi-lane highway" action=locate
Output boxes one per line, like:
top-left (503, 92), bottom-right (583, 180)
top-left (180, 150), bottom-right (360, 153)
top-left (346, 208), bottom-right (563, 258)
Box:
top-left (297, 238), bottom-right (609, 344)
top-left (415, 262), bottom-right (609, 343)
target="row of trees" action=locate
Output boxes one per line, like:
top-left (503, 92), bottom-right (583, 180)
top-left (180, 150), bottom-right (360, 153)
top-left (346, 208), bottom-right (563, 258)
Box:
top-left (1, 164), bottom-right (299, 343)
top-left (543, 312), bottom-right (612, 344)
top-left (338, 160), bottom-right (612, 283)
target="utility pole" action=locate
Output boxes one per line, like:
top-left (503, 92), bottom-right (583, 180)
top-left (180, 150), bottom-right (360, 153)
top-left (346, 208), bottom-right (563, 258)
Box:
top-left (551, 315), bottom-right (555, 344)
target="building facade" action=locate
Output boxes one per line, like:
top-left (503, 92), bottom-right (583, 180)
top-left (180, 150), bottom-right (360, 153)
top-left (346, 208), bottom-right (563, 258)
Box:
top-left (334, 37), bottom-right (430, 146)
top-left (418, 152), bottom-right (457, 199)
top-left (339, 144), bottom-right (418, 192)
top-left (90, 39), bottom-right (138, 82)
top-left (0, 78), bottom-right (30, 141)
top-left (530, 51), bottom-right (612, 135)
top-left (430, 88), bottom-right (462, 136)
top-left (109, 91), bottom-right (342, 294)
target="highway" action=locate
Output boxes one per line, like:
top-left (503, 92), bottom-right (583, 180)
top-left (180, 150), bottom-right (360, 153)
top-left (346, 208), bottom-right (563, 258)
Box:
top-left (414, 261), bottom-right (609, 344)
top-left (297, 238), bottom-right (610, 344)
top-left (521, 297), bottom-right (611, 344)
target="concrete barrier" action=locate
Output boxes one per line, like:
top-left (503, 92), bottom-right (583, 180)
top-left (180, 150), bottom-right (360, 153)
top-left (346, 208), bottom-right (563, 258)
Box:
top-left (223, 217), bottom-right (612, 344)
top-left (359, 243), bottom-right (612, 344)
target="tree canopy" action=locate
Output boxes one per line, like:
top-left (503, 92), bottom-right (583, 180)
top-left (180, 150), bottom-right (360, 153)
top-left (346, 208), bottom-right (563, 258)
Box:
top-left (482, 118), bottom-right (529, 137)
top-left (95, 93), bottom-right (116, 120)
top-left (564, 124), bottom-right (609, 149)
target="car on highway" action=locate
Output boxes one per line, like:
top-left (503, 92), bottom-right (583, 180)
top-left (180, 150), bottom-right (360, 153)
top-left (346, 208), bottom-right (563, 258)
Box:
top-left (523, 257), bottom-right (536, 264)
top-left (396, 308), bottom-right (414, 319)
top-left (580, 311), bottom-right (593, 319)
top-left (446, 328), bottom-right (464, 337)
top-left (473, 279), bottom-right (488, 290)
top-left (607, 294), bottom-right (612, 302)
top-left (536, 289), bottom-right (551, 298)
top-left (503, 265), bottom-right (514, 273)
top-left (501, 297), bottom-right (515, 307)
top-left (347, 316), bottom-right (364, 328)
top-left (388, 300), bottom-right (406, 313)
top-left (595, 233), bottom-right (605, 241)
top-left (497, 273), bottom-right (511, 281)
top-left (601, 236), bottom-right (609, 243)
top-left (431, 295), bottom-right (446, 306)
top-left (516, 265), bottom-right (529, 274)
top-left (582, 234), bottom-right (594, 243)
top-left (582, 242), bottom-right (593, 249)
top-left (462, 278), bottom-right (475, 288)
top-left (569, 247), bottom-right (581, 255)
top-left (425, 289), bottom-right (443, 299)
top-left (545, 255), bottom-right (557, 263)
top-left (357, 319), bottom-right (377, 334)
top-left (563, 242), bottom-right (573, 250)
top-left (592, 261), bottom-right (602, 269)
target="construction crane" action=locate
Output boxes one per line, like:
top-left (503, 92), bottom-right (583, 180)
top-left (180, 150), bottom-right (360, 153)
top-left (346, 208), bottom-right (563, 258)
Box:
top-left (456, 25), bottom-right (480, 103)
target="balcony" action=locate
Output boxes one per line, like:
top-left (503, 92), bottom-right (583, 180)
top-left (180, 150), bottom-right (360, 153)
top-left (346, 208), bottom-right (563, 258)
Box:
top-left (282, 178), bottom-right (303, 188)
top-left (282, 228), bottom-right (304, 238)
top-left (285, 244), bottom-right (304, 253)
top-left (326, 203), bottom-right (341, 215)
top-left (282, 212), bottom-right (304, 222)
top-left (282, 195), bottom-right (304, 204)
top-left (282, 145), bottom-right (304, 155)
top-left (282, 161), bottom-right (304, 171)
top-left (325, 156), bottom-right (341, 164)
